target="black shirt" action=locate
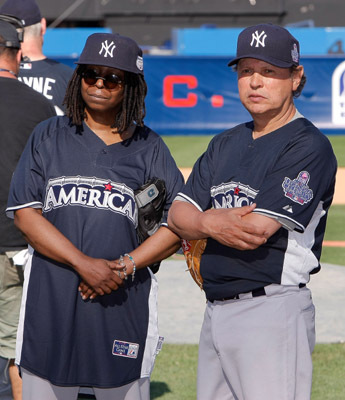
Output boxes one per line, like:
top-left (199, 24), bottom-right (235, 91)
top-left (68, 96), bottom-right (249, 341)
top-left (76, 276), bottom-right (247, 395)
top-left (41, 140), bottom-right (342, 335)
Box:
top-left (0, 77), bottom-right (56, 252)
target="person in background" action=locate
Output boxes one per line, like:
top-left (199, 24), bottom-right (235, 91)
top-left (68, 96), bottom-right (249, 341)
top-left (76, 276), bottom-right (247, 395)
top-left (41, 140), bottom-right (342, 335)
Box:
top-left (168, 23), bottom-right (337, 400)
top-left (6, 32), bottom-right (184, 400)
top-left (0, 0), bottom-right (74, 115)
top-left (0, 19), bottom-right (56, 400)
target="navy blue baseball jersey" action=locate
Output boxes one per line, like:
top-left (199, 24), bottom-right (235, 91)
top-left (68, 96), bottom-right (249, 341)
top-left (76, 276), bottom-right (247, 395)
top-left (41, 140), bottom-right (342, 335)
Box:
top-left (6, 116), bottom-right (184, 387)
top-left (176, 117), bottom-right (337, 301)
top-left (19, 59), bottom-right (73, 115)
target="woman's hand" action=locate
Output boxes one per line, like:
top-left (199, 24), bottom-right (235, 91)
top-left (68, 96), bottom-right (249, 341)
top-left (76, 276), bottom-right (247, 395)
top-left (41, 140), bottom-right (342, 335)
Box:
top-left (77, 258), bottom-right (125, 300)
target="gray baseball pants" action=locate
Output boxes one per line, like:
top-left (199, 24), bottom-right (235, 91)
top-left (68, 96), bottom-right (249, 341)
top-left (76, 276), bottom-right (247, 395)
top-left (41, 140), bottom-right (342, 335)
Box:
top-left (21, 368), bottom-right (150, 400)
top-left (197, 284), bottom-right (315, 400)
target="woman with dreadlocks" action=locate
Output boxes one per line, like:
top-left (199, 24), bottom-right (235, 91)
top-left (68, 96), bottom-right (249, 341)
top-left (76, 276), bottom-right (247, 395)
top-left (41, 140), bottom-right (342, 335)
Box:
top-left (6, 33), bottom-right (184, 399)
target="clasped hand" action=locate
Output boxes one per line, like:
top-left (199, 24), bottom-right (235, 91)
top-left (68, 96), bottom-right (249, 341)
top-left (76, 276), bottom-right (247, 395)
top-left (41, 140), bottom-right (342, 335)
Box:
top-left (77, 256), bottom-right (133, 300)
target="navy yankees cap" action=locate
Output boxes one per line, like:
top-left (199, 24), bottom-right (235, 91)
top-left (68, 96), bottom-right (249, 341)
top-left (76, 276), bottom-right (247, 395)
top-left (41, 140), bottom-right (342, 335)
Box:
top-left (76, 33), bottom-right (144, 75)
top-left (228, 23), bottom-right (300, 68)
top-left (0, 0), bottom-right (41, 27)
top-left (0, 19), bottom-right (20, 48)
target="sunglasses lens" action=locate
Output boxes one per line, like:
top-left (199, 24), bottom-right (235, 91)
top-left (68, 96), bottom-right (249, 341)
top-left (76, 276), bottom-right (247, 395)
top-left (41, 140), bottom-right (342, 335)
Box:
top-left (83, 70), bottom-right (98, 85)
top-left (103, 74), bottom-right (121, 89)
top-left (82, 70), bottom-right (122, 89)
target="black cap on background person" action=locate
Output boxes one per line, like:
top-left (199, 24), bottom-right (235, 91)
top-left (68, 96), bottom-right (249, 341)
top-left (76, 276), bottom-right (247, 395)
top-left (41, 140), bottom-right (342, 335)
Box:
top-left (0, 0), bottom-right (74, 116)
top-left (0, 0), bottom-right (41, 27)
top-left (0, 19), bottom-right (20, 49)
top-left (0, 19), bottom-right (22, 79)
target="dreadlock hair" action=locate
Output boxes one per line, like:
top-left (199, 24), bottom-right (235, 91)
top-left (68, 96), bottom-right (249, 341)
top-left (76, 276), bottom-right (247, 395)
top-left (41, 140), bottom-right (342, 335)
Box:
top-left (63, 65), bottom-right (147, 132)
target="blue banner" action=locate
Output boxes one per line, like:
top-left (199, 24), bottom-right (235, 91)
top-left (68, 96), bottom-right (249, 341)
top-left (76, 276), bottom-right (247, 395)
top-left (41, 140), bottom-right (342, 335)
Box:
top-left (55, 54), bottom-right (345, 136)
top-left (142, 55), bottom-right (345, 136)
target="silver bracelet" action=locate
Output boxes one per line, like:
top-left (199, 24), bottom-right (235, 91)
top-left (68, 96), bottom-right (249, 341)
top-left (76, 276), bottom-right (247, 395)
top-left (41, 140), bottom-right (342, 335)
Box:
top-left (119, 255), bottom-right (128, 280)
top-left (124, 253), bottom-right (136, 282)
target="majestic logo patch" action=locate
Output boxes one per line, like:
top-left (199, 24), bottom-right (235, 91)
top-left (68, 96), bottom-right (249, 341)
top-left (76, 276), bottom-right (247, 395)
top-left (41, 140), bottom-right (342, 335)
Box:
top-left (99, 40), bottom-right (116, 58)
top-left (211, 181), bottom-right (259, 209)
top-left (43, 176), bottom-right (137, 224)
top-left (250, 30), bottom-right (267, 47)
top-left (282, 171), bottom-right (313, 205)
top-left (283, 204), bottom-right (293, 214)
top-left (112, 340), bottom-right (139, 359)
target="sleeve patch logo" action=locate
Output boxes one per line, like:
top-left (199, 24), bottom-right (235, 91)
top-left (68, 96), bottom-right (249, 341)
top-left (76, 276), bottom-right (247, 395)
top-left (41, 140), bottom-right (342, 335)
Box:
top-left (282, 171), bottom-right (313, 205)
top-left (112, 340), bottom-right (139, 359)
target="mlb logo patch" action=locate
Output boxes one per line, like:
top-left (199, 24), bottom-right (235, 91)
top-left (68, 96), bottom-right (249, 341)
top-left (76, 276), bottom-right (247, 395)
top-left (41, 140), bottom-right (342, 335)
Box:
top-left (20, 63), bottom-right (32, 70)
top-left (112, 340), bottom-right (139, 359)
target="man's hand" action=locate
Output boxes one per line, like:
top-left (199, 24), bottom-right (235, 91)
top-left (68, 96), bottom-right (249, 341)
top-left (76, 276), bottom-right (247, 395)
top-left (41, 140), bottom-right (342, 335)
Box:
top-left (168, 201), bottom-right (270, 251)
top-left (201, 205), bottom-right (268, 250)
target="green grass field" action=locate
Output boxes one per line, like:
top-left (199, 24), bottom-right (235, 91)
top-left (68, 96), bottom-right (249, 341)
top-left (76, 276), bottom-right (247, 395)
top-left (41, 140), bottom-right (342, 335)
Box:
top-left (321, 204), bottom-right (345, 265)
top-left (78, 343), bottom-right (345, 400)
top-left (149, 343), bottom-right (345, 400)
top-left (328, 135), bottom-right (345, 167)
top-left (162, 134), bottom-right (345, 168)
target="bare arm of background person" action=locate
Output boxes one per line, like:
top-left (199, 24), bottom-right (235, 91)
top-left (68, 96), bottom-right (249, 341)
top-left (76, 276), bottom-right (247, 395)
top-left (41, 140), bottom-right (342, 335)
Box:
top-left (14, 208), bottom-right (124, 295)
top-left (167, 201), bottom-right (281, 250)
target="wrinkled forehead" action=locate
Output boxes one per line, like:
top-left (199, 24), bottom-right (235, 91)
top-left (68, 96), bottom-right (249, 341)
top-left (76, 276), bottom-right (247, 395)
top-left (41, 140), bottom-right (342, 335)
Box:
top-left (237, 58), bottom-right (287, 69)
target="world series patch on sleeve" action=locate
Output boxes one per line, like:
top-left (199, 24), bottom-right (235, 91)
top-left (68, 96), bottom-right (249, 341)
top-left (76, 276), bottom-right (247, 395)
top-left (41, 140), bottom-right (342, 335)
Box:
top-left (181, 238), bottom-right (207, 290)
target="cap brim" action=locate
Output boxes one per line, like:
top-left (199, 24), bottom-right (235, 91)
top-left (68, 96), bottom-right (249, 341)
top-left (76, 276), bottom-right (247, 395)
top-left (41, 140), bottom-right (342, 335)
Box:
top-left (228, 55), bottom-right (296, 68)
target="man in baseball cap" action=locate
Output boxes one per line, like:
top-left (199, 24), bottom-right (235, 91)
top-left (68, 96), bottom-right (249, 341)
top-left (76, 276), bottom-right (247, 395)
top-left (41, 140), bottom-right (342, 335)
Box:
top-left (0, 0), bottom-right (41, 27)
top-left (228, 23), bottom-right (300, 68)
top-left (0, 0), bottom-right (73, 115)
top-left (168, 23), bottom-right (336, 400)
top-left (0, 19), bottom-right (21, 50)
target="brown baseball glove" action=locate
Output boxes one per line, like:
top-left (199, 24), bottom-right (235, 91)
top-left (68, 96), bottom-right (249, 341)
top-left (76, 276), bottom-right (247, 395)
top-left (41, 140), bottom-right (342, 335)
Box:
top-left (181, 238), bottom-right (207, 290)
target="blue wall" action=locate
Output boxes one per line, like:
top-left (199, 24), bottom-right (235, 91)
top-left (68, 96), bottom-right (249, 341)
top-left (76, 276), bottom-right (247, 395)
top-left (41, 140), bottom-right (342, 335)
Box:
top-left (43, 27), bottom-right (111, 58)
top-left (172, 27), bottom-right (345, 56)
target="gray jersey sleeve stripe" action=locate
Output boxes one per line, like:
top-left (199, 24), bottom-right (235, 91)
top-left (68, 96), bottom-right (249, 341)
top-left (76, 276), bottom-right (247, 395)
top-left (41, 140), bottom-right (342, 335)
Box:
top-left (6, 202), bottom-right (43, 219)
top-left (174, 193), bottom-right (203, 211)
top-left (253, 208), bottom-right (305, 233)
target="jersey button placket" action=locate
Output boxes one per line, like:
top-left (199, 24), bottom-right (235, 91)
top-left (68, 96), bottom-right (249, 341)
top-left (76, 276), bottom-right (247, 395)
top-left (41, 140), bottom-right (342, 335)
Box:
top-left (96, 148), bottom-right (111, 167)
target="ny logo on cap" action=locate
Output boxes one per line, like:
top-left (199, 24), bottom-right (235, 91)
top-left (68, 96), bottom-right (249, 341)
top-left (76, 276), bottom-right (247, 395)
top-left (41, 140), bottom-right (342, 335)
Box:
top-left (250, 30), bottom-right (267, 48)
top-left (99, 40), bottom-right (116, 58)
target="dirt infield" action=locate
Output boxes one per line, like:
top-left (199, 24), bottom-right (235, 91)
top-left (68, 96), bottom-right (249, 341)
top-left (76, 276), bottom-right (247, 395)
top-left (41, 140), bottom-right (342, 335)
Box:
top-left (333, 168), bottom-right (345, 205)
top-left (180, 167), bottom-right (345, 205)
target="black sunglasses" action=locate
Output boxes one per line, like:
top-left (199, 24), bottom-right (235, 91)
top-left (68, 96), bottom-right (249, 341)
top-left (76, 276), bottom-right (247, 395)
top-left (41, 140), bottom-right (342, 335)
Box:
top-left (82, 69), bottom-right (123, 90)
